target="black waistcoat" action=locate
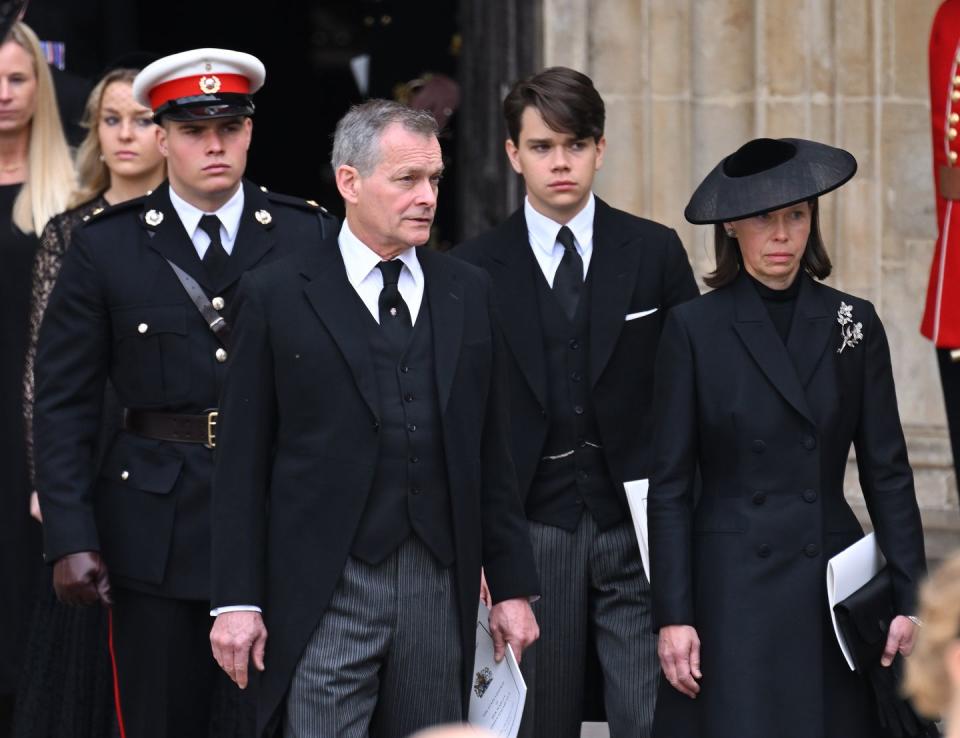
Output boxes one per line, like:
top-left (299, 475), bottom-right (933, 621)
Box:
top-left (351, 293), bottom-right (455, 566)
top-left (527, 266), bottom-right (624, 531)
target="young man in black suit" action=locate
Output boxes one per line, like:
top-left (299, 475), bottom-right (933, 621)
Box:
top-left (454, 67), bottom-right (699, 738)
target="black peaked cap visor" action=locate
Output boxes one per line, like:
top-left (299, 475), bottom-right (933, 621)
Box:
top-left (154, 93), bottom-right (255, 122)
top-left (684, 138), bottom-right (858, 225)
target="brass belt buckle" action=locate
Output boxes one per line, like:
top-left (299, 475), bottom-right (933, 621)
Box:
top-left (206, 410), bottom-right (218, 448)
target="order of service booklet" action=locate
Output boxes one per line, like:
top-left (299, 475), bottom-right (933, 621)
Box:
top-left (469, 602), bottom-right (527, 737)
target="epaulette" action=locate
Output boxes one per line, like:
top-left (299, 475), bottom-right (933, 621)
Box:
top-left (80, 194), bottom-right (147, 226)
top-left (260, 186), bottom-right (332, 214)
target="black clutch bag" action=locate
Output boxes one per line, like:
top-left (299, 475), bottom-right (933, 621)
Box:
top-left (833, 567), bottom-right (940, 738)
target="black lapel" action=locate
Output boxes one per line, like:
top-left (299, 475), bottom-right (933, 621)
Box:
top-left (140, 182), bottom-right (213, 292)
top-left (731, 273), bottom-right (815, 425)
top-left (420, 247), bottom-right (464, 415)
top-left (785, 275), bottom-right (834, 388)
top-left (588, 198), bottom-right (644, 387)
top-left (485, 209), bottom-right (548, 408)
top-left (300, 238), bottom-right (380, 420)
top-left (212, 180), bottom-right (278, 293)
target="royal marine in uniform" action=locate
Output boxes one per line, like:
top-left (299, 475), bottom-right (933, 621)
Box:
top-left (32, 49), bottom-right (335, 738)
top-left (926, 1), bottom-right (960, 481)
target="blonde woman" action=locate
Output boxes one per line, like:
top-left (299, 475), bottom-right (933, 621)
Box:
top-left (0, 20), bottom-right (73, 732)
top-left (904, 552), bottom-right (960, 737)
top-left (14, 65), bottom-right (163, 738)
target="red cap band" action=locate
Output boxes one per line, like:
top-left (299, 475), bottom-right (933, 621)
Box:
top-left (148, 73), bottom-right (251, 110)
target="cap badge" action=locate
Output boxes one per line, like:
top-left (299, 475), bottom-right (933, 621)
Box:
top-left (254, 209), bottom-right (272, 225)
top-left (199, 75), bottom-right (221, 94)
top-left (145, 209), bottom-right (164, 227)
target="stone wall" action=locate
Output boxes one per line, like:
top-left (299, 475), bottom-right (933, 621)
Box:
top-left (541, 0), bottom-right (959, 557)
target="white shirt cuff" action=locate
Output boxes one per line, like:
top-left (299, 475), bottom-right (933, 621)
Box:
top-left (210, 604), bottom-right (263, 617)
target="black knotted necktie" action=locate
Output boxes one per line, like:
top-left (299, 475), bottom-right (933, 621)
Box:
top-left (199, 214), bottom-right (228, 279)
top-left (552, 225), bottom-right (583, 320)
top-left (376, 260), bottom-right (412, 349)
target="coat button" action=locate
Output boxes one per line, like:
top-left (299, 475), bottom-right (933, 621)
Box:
top-left (407, 423), bottom-right (416, 432)
top-left (804, 543), bottom-right (820, 558)
top-left (752, 490), bottom-right (766, 505)
top-left (212, 296), bottom-right (225, 311)
top-left (757, 544), bottom-right (771, 558)
top-left (410, 487), bottom-right (421, 496)
top-left (121, 470), bottom-right (130, 481)
top-left (215, 348), bottom-right (228, 363)
top-left (802, 435), bottom-right (816, 450)
top-left (803, 489), bottom-right (817, 503)
top-left (752, 439), bottom-right (766, 454)
top-left (372, 421), bottom-right (380, 432)
top-left (574, 405), bottom-right (584, 415)
top-left (137, 322), bottom-right (148, 334)
top-left (568, 339), bottom-right (579, 350)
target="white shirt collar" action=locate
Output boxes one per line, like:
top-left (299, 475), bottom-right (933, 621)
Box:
top-left (168, 182), bottom-right (245, 242)
top-left (524, 193), bottom-right (595, 256)
top-left (338, 218), bottom-right (423, 291)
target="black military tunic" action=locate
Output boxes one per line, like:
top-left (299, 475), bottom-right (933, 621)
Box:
top-left (32, 179), bottom-right (335, 737)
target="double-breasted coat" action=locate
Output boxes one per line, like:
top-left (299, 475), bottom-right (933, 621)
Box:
top-left (33, 180), bottom-right (336, 599)
top-left (648, 272), bottom-right (926, 738)
top-left (210, 237), bottom-right (541, 736)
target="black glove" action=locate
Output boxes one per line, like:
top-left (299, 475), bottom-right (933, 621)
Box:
top-left (53, 551), bottom-right (112, 606)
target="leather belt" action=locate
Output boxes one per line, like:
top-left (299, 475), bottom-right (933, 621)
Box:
top-left (123, 408), bottom-right (219, 448)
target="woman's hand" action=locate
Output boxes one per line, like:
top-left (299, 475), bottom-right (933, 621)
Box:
top-left (29, 491), bottom-right (41, 522)
top-left (881, 615), bottom-right (917, 666)
top-left (658, 624), bottom-right (702, 698)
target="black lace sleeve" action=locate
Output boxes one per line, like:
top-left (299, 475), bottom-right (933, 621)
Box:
top-left (23, 198), bottom-right (105, 486)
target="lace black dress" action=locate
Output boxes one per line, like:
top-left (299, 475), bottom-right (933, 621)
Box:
top-left (13, 196), bottom-right (117, 738)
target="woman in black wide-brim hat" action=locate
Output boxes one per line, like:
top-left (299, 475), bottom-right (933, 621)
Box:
top-left (647, 138), bottom-right (930, 738)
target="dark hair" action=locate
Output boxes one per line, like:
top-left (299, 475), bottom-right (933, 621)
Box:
top-left (704, 199), bottom-right (833, 289)
top-left (503, 66), bottom-right (605, 144)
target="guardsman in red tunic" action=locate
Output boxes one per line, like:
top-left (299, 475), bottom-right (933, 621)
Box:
top-left (926, 0), bottom-right (960, 480)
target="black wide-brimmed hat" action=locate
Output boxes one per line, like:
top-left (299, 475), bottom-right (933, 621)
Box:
top-left (684, 137), bottom-right (857, 224)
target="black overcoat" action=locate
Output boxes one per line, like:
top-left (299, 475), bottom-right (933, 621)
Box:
top-left (33, 180), bottom-right (335, 599)
top-left (210, 238), bottom-right (541, 736)
top-left (454, 198), bottom-right (699, 501)
top-left (648, 272), bottom-right (927, 738)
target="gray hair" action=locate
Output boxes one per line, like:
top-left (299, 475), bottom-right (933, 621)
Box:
top-left (331, 99), bottom-right (439, 176)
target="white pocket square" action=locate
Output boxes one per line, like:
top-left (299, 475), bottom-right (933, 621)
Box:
top-left (625, 307), bottom-right (658, 321)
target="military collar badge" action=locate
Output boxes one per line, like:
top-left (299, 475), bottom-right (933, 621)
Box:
top-left (837, 302), bottom-right (863, 353)
top-left (144, 209), bottom-right (164, 227)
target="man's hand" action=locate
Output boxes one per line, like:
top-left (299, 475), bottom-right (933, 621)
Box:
top-left (658, 624), bottom-right (702, 698)
top-left (488, 597), bottom-right (539, 664)
top-left (53, 551), bottom-right (111, 606)
top-left (210, 611), bottom-right (268, 689)
top-left (881, 615), bottom-right (918, 667)
top-left (29, 491), bottom-right (41, 522)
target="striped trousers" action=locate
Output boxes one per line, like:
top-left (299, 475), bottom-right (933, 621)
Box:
top-left (284, 537), bottom-right (462, 738)
top-left (519, 514), bottom-right (659, 738)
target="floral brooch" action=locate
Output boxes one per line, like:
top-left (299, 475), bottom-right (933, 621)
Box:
top-left (837, 302), bottom-right (863, 353)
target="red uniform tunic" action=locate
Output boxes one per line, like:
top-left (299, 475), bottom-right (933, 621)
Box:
top-left (924, 0), bottom-right (960, 348)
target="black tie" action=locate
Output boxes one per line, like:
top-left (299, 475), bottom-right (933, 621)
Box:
top-left (552, 225), bottom-right (583, 320)
top-left (199, 214), bottom-right (228, 279)
top-left (376, 260), bottom-right (412, 350)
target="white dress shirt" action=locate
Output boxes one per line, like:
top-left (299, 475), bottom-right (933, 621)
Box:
top-left (338, 219), bottom-right (424, 325)
top-left (168, 184), bottom-right (244, 259)
top-left (524, 193), bottom-right (596, 284)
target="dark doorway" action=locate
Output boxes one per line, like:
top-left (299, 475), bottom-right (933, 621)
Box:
top-left (24, 0), bottom-right (539, 245)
